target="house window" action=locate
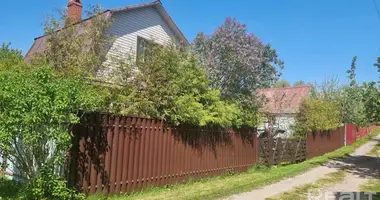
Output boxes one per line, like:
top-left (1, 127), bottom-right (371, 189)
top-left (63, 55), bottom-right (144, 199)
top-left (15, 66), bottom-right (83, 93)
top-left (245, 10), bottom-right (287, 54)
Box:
top-left (136, 37), bottom-right (156, 62)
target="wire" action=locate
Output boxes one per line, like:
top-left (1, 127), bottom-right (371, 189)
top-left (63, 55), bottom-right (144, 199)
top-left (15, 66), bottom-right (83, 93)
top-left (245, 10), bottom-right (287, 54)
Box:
top-left (373, 0), bottom-right (380, 21)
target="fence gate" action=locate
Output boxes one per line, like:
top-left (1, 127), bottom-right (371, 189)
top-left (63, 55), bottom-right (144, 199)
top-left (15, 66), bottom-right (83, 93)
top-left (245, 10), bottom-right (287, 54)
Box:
top-left (259, 138), bottom-right (306, 166)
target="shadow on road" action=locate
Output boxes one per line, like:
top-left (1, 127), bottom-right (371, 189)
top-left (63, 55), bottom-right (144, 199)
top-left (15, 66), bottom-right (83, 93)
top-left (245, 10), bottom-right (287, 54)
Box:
top-left (322, 138), bottom-right (380, 179)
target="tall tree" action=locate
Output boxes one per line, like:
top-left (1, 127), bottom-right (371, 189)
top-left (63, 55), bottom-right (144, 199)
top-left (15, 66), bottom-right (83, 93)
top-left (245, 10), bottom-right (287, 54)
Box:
top-left (347, 56), bottom-right (357, 87)
top-left (374, 57), bottom-right (380, 83)
top-left (193, 17), bottom-right (284, 100)
top-left (192, 18), bottom-right (283, 125)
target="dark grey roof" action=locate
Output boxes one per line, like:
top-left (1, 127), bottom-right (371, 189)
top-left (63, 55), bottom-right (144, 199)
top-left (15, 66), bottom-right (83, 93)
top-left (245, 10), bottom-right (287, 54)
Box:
top-left (25, 0), bottom-right (188, 60)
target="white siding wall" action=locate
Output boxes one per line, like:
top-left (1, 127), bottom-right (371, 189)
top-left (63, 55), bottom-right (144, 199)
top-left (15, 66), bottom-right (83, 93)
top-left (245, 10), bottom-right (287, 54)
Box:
top-left (258, 114), bottom-right (296, 138)
top-left (275, 114), bottom-right (296, 138)
top-left (100, 7), bottom-right (176, 79)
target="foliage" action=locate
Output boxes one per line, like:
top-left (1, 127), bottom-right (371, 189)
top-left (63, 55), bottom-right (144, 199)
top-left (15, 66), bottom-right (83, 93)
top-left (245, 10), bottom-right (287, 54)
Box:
top-left (340, 86), bottom-right (367, 126)
top-left (374, 57), bottom-right (380, 83)
top-left (0, 173), bottom-right (84, 200)
top-left (193, 18), bottom-right (284, 98)
top-left (347, 56), bottom-right (357, 87)
top-left (339, 57), bottom-right (368, 126)
top-left (0, 175), bottom-right (23, 199)
top-left (110, 43), bottom-right (247, 127)
top-left (0, 43), bottom-right (26, 71)
top-left (273, 80), bottom-right (290, 88)
top-left (293, 80), bottom-right (306, 86)
top-left (192, 17), bottom-right (283, 125)
top-left (293, 99), bottom-right (341, 135)
top-left (362, 81), bottom-right (380, 125)
top-left (310, 77), bottom-right (342, 103)
top-left (32, 6), bottom-right (113, 78)
top-left (22, 169), bottom-right (85, 200)
top-left (0, 66), bottom-right (104, 181)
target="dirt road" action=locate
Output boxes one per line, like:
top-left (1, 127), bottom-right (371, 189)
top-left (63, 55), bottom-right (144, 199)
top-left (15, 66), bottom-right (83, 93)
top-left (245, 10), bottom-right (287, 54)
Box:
top-left (226, 135), bottom-right (380, 200)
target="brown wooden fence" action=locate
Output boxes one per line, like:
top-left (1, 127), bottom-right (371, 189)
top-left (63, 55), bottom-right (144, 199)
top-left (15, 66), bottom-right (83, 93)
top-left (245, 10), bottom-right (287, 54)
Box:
top-left (306, 126), bottom-right (345, 158)
top-left (68, 113), bottom-right (258, 194)
top-left (67, 112), bottom-right (376, 195)
top-left (259, 138), bottom-right (306, 165)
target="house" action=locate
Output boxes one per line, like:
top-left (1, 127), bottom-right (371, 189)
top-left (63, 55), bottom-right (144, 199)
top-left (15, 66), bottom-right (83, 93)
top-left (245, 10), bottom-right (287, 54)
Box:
top-left (25, 0), bottom-right (188, 79)
top-left (257, 85), bottom-right (312, 138)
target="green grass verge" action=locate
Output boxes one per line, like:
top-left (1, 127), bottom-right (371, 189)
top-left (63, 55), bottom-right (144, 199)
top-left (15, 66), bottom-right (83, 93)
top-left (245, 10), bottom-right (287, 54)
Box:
top-left (266, 170), bottom-right (346, 200)
top-left (367, 142), bottom-right (380, 156)
top-left (360, 179), bottom-right (380, 200)
top-left (89, 128), bottom-right (380, 200)
top-left (360, 179), bottom-right (380, 192)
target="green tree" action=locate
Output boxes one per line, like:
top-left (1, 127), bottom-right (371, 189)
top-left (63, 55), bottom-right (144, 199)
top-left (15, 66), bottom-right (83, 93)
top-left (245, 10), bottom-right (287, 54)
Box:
top-left (32, 6), bottom-right (113, 79)
top-left (347, 56), bottom-right (357, 87)
top-left (113, 43), bottom-right (245, 127)
top-left (0, 43), bottom-right (25, 71)
top-left (362, 82), bottom-right (380, 124)
top-left (293, 80), bottom-right (306, 86)
top-left (374, 57), bottom-right (380, 83)
top-left (273, 80), bottom-right (291, 88)
top-left (293, 99), bottom-right (341, 135)
top-left (0, 66), bottom-right (104, 181)
top-left (339, 56), bottom-right (368, 126)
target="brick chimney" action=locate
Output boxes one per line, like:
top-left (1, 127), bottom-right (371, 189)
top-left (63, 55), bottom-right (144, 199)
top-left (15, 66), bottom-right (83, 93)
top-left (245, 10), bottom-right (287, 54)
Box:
top-left (67, 0), bottom-right (83, 24)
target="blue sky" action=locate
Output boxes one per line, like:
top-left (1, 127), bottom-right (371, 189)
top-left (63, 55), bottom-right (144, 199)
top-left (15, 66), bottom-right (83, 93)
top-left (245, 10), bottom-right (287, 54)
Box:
top-left (1, 0), bottom-right (379, 85)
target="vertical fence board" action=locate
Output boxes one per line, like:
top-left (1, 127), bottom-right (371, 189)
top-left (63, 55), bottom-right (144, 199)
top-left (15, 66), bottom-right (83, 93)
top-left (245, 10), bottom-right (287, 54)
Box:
top-left (95, 114), bottom-right (103, 193)
top-left (136, 119), bottom-right (146, 190)
top-left (109, 116), bottom-right (119, 193)
top-left (115, 117), bottom-right (125, 193)
top-left (120, 117), bottom-right (130, 193)
top-left (89, 114), bottom-right (97, 194)
top-left (151, 120), bottom-right (159, 187)
top-left (143, 119), bottom-right (152, 188)
top-left (126, 117), bottom-right (136, 193)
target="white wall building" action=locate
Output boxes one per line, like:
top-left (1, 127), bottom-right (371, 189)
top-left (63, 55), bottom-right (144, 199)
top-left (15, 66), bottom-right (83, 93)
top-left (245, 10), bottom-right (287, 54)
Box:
top-left (257, 85), bottom-right (312, 138)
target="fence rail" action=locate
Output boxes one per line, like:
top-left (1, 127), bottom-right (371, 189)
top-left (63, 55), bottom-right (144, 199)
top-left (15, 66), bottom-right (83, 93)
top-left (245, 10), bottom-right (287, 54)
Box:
top-left (68, 113), bottom-right (258, 194)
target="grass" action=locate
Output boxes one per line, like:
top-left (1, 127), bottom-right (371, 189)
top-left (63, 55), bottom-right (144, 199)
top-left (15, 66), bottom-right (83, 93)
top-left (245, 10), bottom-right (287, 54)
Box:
top-left (360, 179), bottom-right (380, 200)
top-left (266, 170), bottom-right (346, 200)
top-left (88, 128), bottom-right (380, 200)
top-left (361, 179), bottom-right (380, 192)
top-left (367, 143), bottom-right (380, 156)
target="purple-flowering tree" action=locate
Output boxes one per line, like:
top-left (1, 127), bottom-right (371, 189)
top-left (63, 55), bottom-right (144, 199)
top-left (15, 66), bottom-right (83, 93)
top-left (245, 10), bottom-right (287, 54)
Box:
top-left (193, 18), bottom-right (284, 126)
top-left (193, 17), bottom-right (284, 101)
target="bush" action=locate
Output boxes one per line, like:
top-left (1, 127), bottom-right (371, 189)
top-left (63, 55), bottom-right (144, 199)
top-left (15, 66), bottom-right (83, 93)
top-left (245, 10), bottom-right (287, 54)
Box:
top-left (110, 44), bottom-right (252, 127)
top-left (0, 175), bottom-right (23, 199)
top-left (0, 66), bottom-right (105, 181)
top-left (22, 169), bottom-right (85, 200)
top-left (293, 99), bottom-right (341, 135)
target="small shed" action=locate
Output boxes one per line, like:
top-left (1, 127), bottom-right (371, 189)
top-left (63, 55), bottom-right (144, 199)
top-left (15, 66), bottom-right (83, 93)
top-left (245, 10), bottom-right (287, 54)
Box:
top-left (257, 85), bottom-right (312, 138)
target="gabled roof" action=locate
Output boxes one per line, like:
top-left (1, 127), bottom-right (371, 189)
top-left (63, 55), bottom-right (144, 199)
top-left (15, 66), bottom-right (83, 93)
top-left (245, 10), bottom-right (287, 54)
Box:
top-left (25, 0), bottom-right (188, 60)
top-left (257, 85), bottom-right (312, 114)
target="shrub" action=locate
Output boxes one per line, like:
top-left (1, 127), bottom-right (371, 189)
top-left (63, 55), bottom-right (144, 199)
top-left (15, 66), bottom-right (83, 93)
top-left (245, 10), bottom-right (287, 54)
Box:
top-left (293, 99), bottom-right (341, 135)
top-left (22, 169), bottom-right (85, 200)
top-left (110, 44), bottom-right (250, 127)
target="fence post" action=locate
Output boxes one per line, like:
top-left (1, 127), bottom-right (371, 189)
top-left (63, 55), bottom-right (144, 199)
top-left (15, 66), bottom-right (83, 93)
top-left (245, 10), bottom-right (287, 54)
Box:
top-left (344, 124), bottom-right (347, 146)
